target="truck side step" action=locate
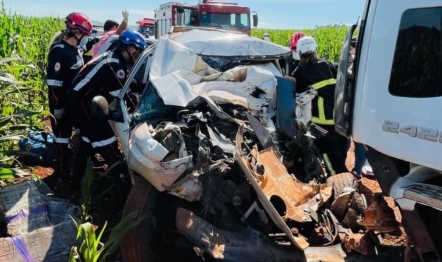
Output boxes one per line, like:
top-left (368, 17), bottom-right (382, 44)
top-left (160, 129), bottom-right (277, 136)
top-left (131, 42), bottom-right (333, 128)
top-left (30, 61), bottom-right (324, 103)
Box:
top-left (403, 184), bottom-right (442, 211)
top-left (391, 177), bottom-right (442, 212)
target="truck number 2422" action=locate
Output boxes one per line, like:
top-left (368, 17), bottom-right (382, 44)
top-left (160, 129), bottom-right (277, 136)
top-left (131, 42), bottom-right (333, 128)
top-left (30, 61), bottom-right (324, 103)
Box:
top-left (383, 120), bottom-right (442, 143)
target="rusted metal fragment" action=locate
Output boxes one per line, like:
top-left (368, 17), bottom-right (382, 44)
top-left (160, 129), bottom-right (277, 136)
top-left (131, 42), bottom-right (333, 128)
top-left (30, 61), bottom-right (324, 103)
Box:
top-left (176, 207), bottom-right (307, 261)
top-left (236, 126), bottom-right (332, 221)
top-left (237, 133), bottom-right (331, 222)
top-left (374, 230), bottom-right (407, 247)
top-left (235, 126), bottom-right (332, 249)
top-left (338, 232), bottom-right (375, 256)
top-left (310, 226), bottom-right (335, 246)
top-left (358, 194), bottom-right (399, 232)
top-left (304, 244), bottom-right (347, 262)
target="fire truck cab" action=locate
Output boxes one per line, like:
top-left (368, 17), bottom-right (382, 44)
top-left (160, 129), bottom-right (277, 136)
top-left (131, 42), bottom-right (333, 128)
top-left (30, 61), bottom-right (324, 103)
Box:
top-left (154, 1), bottom-right (258, 38)
top-left (136, 18), bottom-right (155, 39)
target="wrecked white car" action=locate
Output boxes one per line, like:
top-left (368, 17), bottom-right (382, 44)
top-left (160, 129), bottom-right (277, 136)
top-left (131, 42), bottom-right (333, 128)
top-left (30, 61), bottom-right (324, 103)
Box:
top-left (91, 28), bottom-right (367, 261)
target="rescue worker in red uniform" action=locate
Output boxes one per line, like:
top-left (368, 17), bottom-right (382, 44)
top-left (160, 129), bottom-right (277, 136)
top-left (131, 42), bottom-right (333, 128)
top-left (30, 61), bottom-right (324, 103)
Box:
top-left (292, 36), bottom-right (348, 175)
top-left (46, 12), bottom-right (93, 178)
top-left (67, 29), bottom-right (147, 183)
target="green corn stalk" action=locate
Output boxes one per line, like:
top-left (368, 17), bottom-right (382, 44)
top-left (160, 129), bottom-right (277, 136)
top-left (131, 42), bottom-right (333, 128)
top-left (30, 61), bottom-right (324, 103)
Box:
top-left (0, 2), bottom-right (62, 162)
top-left (252, 25), bottom-right (349, 62)
top-left (80, 158), bottom-right (95, 221)
top-left (70, 211), bottom-right (142, 262)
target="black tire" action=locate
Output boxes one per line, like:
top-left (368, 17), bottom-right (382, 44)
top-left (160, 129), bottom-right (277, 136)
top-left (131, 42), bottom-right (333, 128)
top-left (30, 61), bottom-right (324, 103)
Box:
top-left (326, 173), bottom-right (367, 232)
top-left (326, 172), bottom-right (356, 200)
top-left (121, 174), bottom-right (160, 262)
top-left (120, 174), bottom-right (206, 262)
top-left (326, 172), bottom-right (367, 213)
top-left (351, 191), bottom-right (367, 214)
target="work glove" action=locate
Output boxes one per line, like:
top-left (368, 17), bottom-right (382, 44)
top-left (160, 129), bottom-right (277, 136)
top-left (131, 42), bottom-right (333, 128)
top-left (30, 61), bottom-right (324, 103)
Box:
top-left (122, 9), bottom-right (129, 22)
top-left (54, 108), bottom-right (65, 120)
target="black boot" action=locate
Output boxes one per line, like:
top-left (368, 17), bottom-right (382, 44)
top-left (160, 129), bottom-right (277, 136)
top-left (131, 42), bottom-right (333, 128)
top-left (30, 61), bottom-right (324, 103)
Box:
top-left (51, 142), bottom-right (72, 183)
top-left (70, 140), bottom-right (94, 189)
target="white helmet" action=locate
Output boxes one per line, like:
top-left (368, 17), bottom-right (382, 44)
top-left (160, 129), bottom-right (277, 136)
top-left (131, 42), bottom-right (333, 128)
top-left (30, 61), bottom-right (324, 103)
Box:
top-left (297, 36), bottom-right (318, 55)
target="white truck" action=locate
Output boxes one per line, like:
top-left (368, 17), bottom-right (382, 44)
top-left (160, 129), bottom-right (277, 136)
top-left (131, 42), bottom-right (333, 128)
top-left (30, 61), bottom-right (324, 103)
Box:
top-left (334, 0), bottom-right (442, 260)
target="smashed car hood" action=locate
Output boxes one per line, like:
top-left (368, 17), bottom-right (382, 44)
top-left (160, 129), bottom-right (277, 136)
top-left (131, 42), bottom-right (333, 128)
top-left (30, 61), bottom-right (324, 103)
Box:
top-left (149, 33), bottom-right (284, 115)
top-left (169, 28), bottom-right (291, 57)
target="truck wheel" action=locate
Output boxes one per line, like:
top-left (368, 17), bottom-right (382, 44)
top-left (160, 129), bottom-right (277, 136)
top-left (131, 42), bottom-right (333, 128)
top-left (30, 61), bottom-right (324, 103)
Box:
top-left (120, 174), bottom-right (160, 262)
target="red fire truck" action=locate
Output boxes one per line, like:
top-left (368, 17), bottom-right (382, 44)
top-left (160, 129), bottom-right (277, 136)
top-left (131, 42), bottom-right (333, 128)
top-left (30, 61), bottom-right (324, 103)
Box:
top-left (154, 0), bottom-right (258, 38)
top-left (136, 18), bottom-right (155, 38)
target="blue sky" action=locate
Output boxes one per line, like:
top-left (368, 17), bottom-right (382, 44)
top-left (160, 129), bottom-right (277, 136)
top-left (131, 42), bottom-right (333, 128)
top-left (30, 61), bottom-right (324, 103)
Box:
top-left (4, 0), bottom-right (364, 29)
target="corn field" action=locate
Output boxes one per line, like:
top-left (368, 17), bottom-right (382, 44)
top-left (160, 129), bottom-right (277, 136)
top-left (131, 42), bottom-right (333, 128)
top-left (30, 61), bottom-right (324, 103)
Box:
top-left (0, 2), bottom-right (348, 161)
top-left (0, 1), bottom-right (63, 162)
top-left (252, 26), bottom-right (349, 62)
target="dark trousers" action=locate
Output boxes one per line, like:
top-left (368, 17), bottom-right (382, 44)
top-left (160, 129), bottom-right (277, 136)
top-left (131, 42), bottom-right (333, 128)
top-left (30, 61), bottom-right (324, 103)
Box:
top-left (49, 101), bottom-right (73, 175)
top-left (314, 129), bottom-right (349, 175)
top-left (72, 138), bottom-right (123, 180)
top-left (67, 92), bottom-right (123, 180)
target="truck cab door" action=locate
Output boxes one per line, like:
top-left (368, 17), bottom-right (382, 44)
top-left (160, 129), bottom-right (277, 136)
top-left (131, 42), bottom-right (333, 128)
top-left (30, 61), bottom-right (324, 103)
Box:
top-left (346, 0), bottom-right (442, 171)
top-left (334, 23), bottom-right (357, 137)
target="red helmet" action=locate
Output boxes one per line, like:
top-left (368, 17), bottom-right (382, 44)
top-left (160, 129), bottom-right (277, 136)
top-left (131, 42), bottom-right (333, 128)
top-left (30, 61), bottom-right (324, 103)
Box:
top-left (65, 12), bottom-right (93, 35)
top-left (289, 31), bottom-right (306, 51)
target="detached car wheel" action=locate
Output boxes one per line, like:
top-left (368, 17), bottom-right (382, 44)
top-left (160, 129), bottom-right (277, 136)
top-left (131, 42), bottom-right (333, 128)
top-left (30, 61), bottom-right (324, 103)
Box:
top-left (121, 174), bottom-right (160, 262)
top-left (326, 172), bottom-right (367, 231)
top-left (120, 174), bottom-right (204, 262)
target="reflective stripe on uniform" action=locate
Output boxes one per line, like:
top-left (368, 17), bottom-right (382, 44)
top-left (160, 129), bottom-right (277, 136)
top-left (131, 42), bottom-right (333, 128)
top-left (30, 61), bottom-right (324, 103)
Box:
top-left (91, 136), bottom-right (116, 148)
top-left (52, 44), bottom-right (64, 49)
top-left (82, 136), bottom-right (116, 148)
top-left (73, 55), bottom-right (119, 91)
top-left (311, 78), bottom-right (336, 90)
top-left (312, 97), bottom-right (334, 125)
top-left (46, 79), bottom-right (63, 87)
top-left (49, 44), bottom-right (64, 53)
top-left (109, 89), bottom-right (121, 97)
top-left (53, 135), bottom-right (70, 144)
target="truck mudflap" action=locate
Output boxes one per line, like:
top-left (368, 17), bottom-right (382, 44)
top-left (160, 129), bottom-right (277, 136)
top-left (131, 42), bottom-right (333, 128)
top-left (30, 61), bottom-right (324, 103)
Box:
top-left (176, 207), bottom-right (347, 262)
top-left (234, 125), bottom-right (332, 249)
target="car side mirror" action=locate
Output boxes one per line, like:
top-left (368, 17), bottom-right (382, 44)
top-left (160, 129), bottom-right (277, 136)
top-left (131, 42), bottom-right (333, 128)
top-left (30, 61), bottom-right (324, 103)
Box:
top-left (252, 13), bottom-right (258, 28)
top-left (91, 96), bottom-right (109, 118)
